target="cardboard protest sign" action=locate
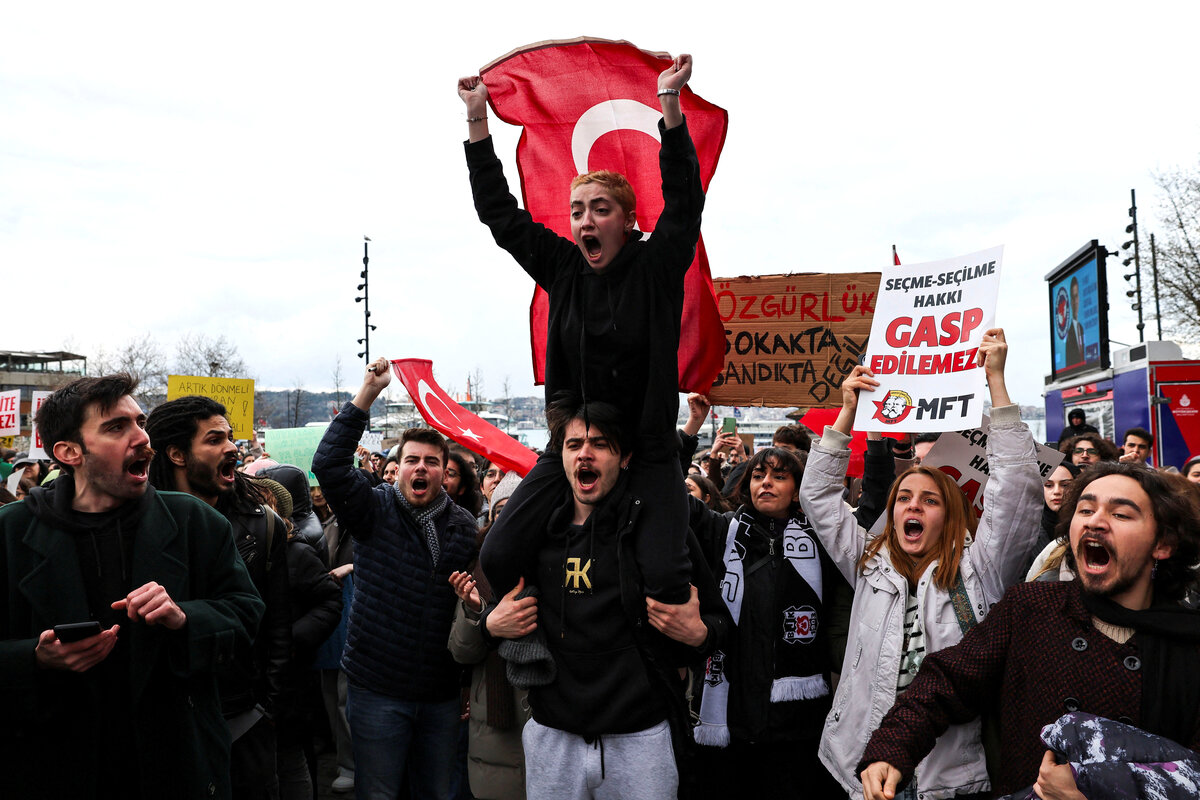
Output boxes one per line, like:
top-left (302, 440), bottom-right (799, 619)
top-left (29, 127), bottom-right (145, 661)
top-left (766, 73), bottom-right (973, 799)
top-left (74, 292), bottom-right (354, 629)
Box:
top-left (707, 272), bottom-right (880, 407)
top-left (0, 390), bottom-right (20, 437)
top-left (866, 413), bottom-right (1061, 535)
top-left (263, 427), bottom-right (327, 486)
top-left (854, 247), bottom-right (1003, 432)
top-left (921, 414), bottom-right (1064, 518)
top-left (167, 375), bottom-right (255, 438)
top-left (27, 391), bottom-right (52, 459)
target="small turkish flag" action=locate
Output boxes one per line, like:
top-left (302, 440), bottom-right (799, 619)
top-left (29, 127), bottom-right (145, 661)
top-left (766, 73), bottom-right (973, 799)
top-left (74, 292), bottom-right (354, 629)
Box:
top-left (481, 37), bottom-right (728, 392)
top-left (391, 359), bottom-right (537, 477)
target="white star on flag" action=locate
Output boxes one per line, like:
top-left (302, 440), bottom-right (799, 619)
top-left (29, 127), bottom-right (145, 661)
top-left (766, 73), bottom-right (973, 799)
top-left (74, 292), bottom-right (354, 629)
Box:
top-left (458, 427), bottom-right (484, 442)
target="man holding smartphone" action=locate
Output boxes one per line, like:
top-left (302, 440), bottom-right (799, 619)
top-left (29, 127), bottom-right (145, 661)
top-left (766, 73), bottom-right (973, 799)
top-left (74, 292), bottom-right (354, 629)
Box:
top-left (0, 373), bottom-right (263, 799)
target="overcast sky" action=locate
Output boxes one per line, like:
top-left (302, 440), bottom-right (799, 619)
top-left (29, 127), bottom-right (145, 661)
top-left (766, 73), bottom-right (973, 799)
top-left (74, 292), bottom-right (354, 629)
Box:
top-left (4, 2), bottom-right (1198, 410)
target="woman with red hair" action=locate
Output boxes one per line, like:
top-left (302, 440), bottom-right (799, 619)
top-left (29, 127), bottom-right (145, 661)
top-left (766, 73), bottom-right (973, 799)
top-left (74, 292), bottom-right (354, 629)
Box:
top-left (799, 328), bottom-right (1044, 800)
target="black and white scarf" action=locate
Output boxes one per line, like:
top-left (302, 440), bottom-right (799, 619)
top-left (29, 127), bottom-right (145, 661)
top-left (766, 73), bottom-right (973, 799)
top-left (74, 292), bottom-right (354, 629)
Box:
top-left (694, 511), bottom-right (829, 747)
top-left (394, 487), bottom-right (450, 566)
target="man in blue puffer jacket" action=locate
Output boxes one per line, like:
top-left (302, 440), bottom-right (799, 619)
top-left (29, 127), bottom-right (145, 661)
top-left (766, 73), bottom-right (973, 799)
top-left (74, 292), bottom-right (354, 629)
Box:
top-left (312, 357), bottom-right (478, 800)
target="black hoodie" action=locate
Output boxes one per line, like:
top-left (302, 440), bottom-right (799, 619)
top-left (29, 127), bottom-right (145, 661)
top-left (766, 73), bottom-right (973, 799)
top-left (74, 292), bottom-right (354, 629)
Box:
top-left (24, 475), bottom-right (150, 788)
top-left (529, 479), bottom-right (667, 738)
top-left (26, 475), bottom-right (151, 631)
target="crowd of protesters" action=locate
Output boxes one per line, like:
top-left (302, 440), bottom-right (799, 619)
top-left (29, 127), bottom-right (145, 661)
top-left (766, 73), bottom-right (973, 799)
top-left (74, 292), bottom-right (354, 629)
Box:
top-left (6, 362), bottom-right (1200, 800)
top-left (5, 50), bottom-right (1200, 800)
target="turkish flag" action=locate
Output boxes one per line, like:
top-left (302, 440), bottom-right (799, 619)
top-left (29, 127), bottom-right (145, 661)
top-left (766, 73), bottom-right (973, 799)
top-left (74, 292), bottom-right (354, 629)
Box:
top-left (391, 359), bottom-right (538, 477)
top-left (480, 37), bottom-right (728, 392)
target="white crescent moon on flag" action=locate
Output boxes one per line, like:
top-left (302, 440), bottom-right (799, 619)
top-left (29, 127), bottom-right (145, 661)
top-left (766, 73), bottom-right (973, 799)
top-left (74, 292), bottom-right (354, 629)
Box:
top-left (570, 99), bottom-right (662, 176)
top-left (417, 379), bottom-right (460, 429)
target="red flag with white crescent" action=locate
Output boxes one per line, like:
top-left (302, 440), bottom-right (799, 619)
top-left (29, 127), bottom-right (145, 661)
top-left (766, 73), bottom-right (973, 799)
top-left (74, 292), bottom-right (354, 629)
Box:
top-left (480, 37), bottom-right (727, 392)
top-left (390, 359), bottom-right (538, 477)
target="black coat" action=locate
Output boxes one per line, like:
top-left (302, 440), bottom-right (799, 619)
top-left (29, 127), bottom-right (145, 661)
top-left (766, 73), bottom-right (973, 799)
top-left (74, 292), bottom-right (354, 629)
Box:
top-left (687, 497), bottom-right (847, 744)
top-left (0, 485), bottom-right (264, 799)
top-left (217, 494), bottom-right (292, 719)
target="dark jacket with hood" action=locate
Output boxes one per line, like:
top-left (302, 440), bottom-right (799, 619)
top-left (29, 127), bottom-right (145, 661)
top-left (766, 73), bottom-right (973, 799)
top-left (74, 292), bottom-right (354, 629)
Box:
top-left (260, 463), bottom-right (328, 568)
top-left (1059, 418), bottom-right (1099, 443)
top-left (467, 118), bottom-right (704, 453)
top-left (0, 477), bottom-right (263, 799)
top-left (213, 482), bottom-right (292, 720)
top-left (277, 533), bottom-right (342, 745)
top-left (312, 401), bottom-right (479, 701)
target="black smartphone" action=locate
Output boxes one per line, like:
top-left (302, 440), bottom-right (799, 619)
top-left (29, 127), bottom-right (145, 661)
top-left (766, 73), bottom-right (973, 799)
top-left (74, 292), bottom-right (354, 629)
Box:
top-left (54, 621), bottom-right (102, 643)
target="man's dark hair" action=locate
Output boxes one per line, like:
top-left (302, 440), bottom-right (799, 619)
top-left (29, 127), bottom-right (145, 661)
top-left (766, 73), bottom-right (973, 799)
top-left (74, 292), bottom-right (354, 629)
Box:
top-left (914, 432), bottom-right (941, 445)
top-left (35, 373), bottom-right (140, 468)
top-left (735, 446), bottom-right (804, 509)
top-left (398, 427), bottom-right (448, 466)
top-left (1059, 433), bottom-right (1119, 462)
top-left (143, 395), bottom-right (266, 508)
top-left (1123, 427), bottom-right (1154, 448)
top-left (1056, 461), bottom-right (1200, 602)
top-left (772, 423), bottom-right (812, 452)
top-left (546, 396), bottom-right (629, 456)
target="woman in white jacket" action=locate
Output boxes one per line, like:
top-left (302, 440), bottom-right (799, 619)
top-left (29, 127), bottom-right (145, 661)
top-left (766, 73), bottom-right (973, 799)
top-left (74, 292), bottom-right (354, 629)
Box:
top-left (798, 328), bottom-right (1042, 800)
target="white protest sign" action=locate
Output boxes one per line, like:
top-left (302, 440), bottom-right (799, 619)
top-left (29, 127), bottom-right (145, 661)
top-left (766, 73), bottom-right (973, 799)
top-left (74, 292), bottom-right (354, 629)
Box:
top-left (358, 431), bottom-right (383, 453)
top-left (868, 413), bottom-right (1063, 536)
top-left (855, 246), bottom-right (1003, 433)
top-left (0, 390), bottom-right (20, 436)
top-left (921, 414), bottom-right (1065, 518)
top-left (27, 391), bottom-right (53, 459)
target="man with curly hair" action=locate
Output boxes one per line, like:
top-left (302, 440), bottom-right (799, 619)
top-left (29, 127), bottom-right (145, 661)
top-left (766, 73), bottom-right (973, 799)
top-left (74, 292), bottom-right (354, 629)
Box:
top-left (859, 463), bottom-right (1200, 800)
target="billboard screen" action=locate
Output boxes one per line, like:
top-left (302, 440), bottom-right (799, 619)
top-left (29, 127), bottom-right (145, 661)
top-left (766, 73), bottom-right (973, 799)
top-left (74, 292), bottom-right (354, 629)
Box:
top-left (1047, 241), bottom-right (1109, 381)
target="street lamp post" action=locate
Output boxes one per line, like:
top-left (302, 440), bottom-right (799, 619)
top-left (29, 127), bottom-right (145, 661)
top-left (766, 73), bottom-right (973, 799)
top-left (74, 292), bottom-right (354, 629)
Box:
top-left (356, 236), bottom-right (378, 426)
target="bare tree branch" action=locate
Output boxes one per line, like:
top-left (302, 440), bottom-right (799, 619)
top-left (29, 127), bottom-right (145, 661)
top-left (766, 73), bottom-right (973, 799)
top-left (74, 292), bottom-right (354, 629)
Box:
top-left (174, 333), bottom-right (248, 378)
top-left (1151, 160), bottom-right (1200, 342)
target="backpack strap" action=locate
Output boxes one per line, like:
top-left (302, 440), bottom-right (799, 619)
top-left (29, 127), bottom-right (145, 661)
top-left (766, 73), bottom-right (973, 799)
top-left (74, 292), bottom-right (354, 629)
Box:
top-left (949, 572), bottom-right (977, 636)
top-left (261, 505), bottom-right (276, 570)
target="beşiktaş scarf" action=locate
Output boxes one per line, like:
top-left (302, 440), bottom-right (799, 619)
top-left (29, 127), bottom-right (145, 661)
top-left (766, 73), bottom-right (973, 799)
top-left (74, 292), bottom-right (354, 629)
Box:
top-left (694, 511), bottom-right (829, 747)
top-left (395, 487), bottom-right (450, 566)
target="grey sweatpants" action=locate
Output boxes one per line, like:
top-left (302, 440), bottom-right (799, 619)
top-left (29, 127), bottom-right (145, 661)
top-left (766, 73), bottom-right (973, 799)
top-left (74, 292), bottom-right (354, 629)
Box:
top-left (523, 718), bottom-right (677, 800)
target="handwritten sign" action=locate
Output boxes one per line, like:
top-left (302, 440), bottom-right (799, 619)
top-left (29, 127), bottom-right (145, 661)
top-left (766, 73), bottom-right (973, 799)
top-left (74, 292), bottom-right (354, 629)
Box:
top-left (167, 375), bottom-right (255, 438)
top-left (706, 272), bottom-right (880, 407)
top-left (27, 391), bottom-right (52, 459)
top-left (854, 247), bottom-right (1003, 432)
top-left (359, 431), bottom-right (384, 453)
top-left (0, 390), bottom-right (19, 437)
